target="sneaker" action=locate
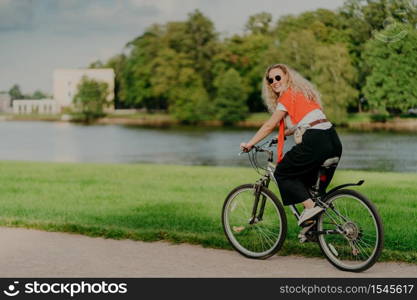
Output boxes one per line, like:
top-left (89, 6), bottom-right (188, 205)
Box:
top-left (297, 206), bottom-right (324, 226)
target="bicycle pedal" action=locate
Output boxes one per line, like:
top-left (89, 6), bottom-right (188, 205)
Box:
top-left (298, 235), bottom-right (308, 243)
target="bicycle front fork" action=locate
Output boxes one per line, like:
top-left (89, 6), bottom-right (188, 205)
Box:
top-left (249, 177), bottom-right (270, 224)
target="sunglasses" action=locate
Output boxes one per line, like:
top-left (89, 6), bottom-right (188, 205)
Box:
top-left (267, 75), bottom-right (281, 84)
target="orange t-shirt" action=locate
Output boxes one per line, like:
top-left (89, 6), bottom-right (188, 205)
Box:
top-left (276, 88), bottom-right (321, 163)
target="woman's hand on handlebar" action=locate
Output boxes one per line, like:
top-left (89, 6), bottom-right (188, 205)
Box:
top-left (240, 142), bottom-right (254, 153)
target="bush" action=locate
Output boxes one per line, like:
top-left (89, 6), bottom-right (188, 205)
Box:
top-left (370, 112), bottom-right (391, 123)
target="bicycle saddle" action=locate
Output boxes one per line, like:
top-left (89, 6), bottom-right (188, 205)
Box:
top-left (321, 157), bottom-right (339, 168)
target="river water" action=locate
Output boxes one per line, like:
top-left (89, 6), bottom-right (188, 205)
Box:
top-left (1, 121), bottom-right (416, 173)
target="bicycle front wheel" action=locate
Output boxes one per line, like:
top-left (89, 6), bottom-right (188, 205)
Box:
top-left (317, 189), bottom-right (384, 272)
top-left (222, 184), bottom-right (287, 259)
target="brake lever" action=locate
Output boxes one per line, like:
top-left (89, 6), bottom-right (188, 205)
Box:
top-left (268, 138), bottom-right (278, 147)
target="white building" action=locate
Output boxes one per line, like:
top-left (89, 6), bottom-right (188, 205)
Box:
top-left (0, 93), bottom-right (12, 113)
top-left (13, 99), bottom-right (60, 115)
top-left (53, 68), bottom-right (115, 112)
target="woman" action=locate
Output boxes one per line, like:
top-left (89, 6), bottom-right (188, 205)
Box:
top-left (240, 63), bottom-right (342, 227)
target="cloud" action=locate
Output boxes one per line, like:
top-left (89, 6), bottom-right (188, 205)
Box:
top-left (52, 0), bottom-right (161, 28)
top-left (0, 0), bottom-right (346, 35)
top-left (0, 0), bottom-right (34, 31)
top-left (0, 0), bottom-right (161, 34)
top-left (128, 0), bottom-right (201, 18)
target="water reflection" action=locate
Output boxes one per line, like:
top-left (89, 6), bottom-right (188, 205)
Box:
top-left (0, 121), bottom-right (416, 173)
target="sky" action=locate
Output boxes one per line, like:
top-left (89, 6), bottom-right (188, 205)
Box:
top-left (0, 0), bottom-right (346, 94)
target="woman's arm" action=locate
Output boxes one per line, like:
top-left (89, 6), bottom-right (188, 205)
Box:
top-left (240, 109), bottom-right (286, 151)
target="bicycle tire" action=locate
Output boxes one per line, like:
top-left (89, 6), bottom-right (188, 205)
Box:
top-left (222, 184), bottom-right (287, 259)
top-left (317, 189), bottom-right (384, 272)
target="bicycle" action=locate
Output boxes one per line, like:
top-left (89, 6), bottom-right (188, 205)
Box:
top-left (221, 138), bottom-right (384, 272)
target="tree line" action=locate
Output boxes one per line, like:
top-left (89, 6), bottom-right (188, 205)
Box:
top-left (6, 84), bottom-right (50, 100)
top-left (6, 0), bottom-right (417, 124)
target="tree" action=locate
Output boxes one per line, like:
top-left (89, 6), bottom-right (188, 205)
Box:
top-left (120, 12), bottom-right (220, 113)
top-left (312, 44), bottom-right (358, 122)
top-left (245, 12), bottom-right (273, 35)
top-left (104, 54), bottom-right (127, 109)
top-left (167, 68), bottom-right (212, 123)
top-left (338, 0), bottom-right (417, 108)
top-left (267, 30), bottom-right (319, 81)
top-left (121, 25), bottom-right (166, 109)
top-left (183, 10), bottom-right (219, 94)
top-left (213, 33), bottom-right (273, 112)
top-left (362, 23), bottom-right (417, 113)
top-left (213, 68), bottom-right (249, 124)
top-left (342, 0), bottom-right (417, 32)
top-left (9, 84), bottom-right (23, 100)
top-left (274, 9), bottom-right (349, 45)
top-left (147, 46), bottom-right (212, 122)
top-left (73, 76), bottom-right (110, 122)
top-left (31, 90), bottom-right (48, 99)
top-left (89, 60), bottom-right (104, 68)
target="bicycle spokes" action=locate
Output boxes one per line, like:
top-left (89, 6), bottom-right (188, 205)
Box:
top-left (319, 193), bottom-right (380, 268)
top-left (223, 187), bottom-right (284, 257)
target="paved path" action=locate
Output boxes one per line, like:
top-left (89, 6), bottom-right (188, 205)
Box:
top-left (0, 227), bottom-right (415, 277)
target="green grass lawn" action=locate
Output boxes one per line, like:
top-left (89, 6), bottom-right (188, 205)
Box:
top-left (0, 161), bottom-right (415, 263)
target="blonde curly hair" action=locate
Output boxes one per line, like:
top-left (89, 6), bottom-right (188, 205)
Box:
top-left (262, 63), bottom-right (322, 113)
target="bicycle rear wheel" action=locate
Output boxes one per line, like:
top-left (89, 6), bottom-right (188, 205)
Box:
top-left (222, 184), bottom-right (287, 259)
top-left (317, 189), bottom-right (384, 272)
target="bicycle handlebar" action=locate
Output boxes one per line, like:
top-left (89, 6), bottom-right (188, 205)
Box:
top-left (238, 138), bottom-right (278, 174)
top-left (238, 138), bottom-right (277, 155)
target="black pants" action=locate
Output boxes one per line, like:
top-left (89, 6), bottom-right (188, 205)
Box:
top-left (274, 126), bottom-right (343, 206)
